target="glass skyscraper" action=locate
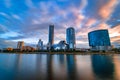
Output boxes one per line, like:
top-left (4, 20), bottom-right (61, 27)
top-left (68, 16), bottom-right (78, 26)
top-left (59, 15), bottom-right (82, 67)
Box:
top-left (48, 25), bottom-right (54, 49)
top-left (37, 39), bottom-right (43, 50)
top-left (66, 27), bottom-right (76, 50)
top-left (88, 29), bottom-right (111, 51)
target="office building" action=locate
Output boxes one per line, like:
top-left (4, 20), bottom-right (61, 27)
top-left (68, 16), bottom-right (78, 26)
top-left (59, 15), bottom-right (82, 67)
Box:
top-left (48, 24), bottom-right (54, 49)
top-left (88, 29), bottom-right (111, 51)
top-left (37, 39), bottom-right (43, 50)
top-left (66, 27), bottom-right (76, 50)
top-left (17, 41), bottom-right (24, 49)
top-left (21, 46), bottom-right (35, 51)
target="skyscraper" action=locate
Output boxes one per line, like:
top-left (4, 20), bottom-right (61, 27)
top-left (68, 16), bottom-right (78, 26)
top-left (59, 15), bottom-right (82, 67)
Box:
top-left (37, 39), bottom-right (43, 50)
top-left (48, 25), bottom-right (54, 49)
top-left (66, 27), bottom-right (76, 50)
top-left (17, 41), bottom-right (24, 49)
top-left (88, 29), bottom-right (111, 51)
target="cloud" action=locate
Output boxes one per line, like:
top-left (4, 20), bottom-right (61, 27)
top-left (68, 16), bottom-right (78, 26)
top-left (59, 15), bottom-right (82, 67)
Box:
top-left (25, 0), bottom-right (35, 8)
top-left (96, 22), bottom-right (110, 29)
top-left (4, 0), bottom-right (11, 8)
top-left (0, 24), bottom-right (9, 34)
top-left (111, 36), bottom-right (120, 42)
top-left (111, 39), bottom-right (120, 47)
top-left (85, 19), bottom-right (97, 27)
top-left (79, 0), bottom-right (88, 11)
top-left (0, 12), bottom-right (10, 18)
top-left (109, 24), bottom-right (120, 38)
top-left (99, 0), bottom-right (118, 19)
top-left (0, 38), bottom-right (17, 49)
top-left (0, 31), bottom-right (22, 39)
top-left (12, 14), bottom-right (22, 20)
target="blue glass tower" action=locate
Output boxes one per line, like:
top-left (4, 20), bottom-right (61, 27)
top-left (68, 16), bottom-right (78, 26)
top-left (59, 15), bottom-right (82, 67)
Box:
top-left (66, 27), bottom-right (76, 50)
top-left (48, 25), bottom-right (54, 49)
top-left (88, 29), bottom-right (111, 51)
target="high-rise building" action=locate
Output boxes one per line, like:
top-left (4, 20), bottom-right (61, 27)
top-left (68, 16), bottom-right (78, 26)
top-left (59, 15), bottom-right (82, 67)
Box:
top-left (48, 25), bottom-right (54, 49)
top-left (66, 27), bottom-right (76, 50)
top-left (88, 29), bottom-right (111, 51)
top-left (37, 39), bottom-right (43, 50)
top-left (17, 41), bottom-right (24, 49)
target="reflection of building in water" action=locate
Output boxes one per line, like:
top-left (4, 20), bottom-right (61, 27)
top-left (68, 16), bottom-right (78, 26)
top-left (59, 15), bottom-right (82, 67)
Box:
top-left (91, 55), bottom-right (114, 79)
top-left (14, 54), bottom-right (25, 80)
top-left (35, 54), bottom-right (46, 80)
top-left (113, 56), bottom-right (120, 80)
top-left (53, 54), bottom-right (67, 80)
top-left (15, 54), bottom-right (22, 69)
top-left (66, 55), bottom-right (77, 80)
top-left (59, 54), bottom-right (65, 64)
top-left (75, 55), bottom-right (95, 80)
top-left (35, 54), bottom-right (67, 80)
top-left (46, 54), bottom-right (53, 80)
top-left (1, 54), bottom-right (23, 80)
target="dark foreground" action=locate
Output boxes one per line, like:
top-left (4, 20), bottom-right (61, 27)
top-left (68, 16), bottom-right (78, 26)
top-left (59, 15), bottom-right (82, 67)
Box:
top-left (0, 53), bottom-right (120, 80)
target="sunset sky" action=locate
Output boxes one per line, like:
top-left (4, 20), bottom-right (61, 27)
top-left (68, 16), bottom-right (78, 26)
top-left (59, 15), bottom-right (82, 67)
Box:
top-left (0, 0), bottom-right (120, 48)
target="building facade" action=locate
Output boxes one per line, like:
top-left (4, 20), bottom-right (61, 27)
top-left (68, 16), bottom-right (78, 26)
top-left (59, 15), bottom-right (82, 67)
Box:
top-left (21, 46), bottom-right (35, 51)
top-left (88, 29), bottom-right (111, 51)
top-left (66, 27), bottom-right (76, 50)
top-left (17, 41), bottom-right (24, 49)
top-left (37, 39), bottom-right (43, 50)
top-left (48, 25), bottom-right (54, 49)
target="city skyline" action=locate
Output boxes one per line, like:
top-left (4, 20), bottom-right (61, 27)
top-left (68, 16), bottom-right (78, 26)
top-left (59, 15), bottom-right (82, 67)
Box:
top-left (0, 0), bottom-right (120, 48)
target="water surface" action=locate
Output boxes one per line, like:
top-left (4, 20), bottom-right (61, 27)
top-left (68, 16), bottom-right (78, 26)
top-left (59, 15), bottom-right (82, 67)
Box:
top-left (0, 53), bottom-right (120, 80)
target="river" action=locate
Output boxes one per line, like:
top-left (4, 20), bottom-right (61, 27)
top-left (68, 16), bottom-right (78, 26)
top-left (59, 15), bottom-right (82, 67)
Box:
top-left (0, 53), bottom-right (120, 80)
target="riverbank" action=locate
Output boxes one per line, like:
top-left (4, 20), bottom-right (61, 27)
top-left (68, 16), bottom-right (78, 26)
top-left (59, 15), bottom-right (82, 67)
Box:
top-left (0, 51), bottom-right (120, 55)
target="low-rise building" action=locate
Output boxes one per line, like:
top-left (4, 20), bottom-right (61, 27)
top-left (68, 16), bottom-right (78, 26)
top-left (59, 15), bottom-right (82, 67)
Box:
top-left (21, 46), bottom-right (35, 51)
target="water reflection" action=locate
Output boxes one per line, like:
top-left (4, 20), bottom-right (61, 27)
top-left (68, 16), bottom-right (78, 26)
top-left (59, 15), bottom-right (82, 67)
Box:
top-left (75, 55), bottom-right (95, 80)
top-left (0, 53), bottom-right (120, 80)
top-left (66, 55), bottom-right (76, 80)
top-left (91, 55), bottom-right (114, 80)
top-left (114, 55), bottom-right (120, 80)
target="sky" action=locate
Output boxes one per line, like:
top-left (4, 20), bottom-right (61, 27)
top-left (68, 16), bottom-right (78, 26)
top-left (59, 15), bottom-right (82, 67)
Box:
top-left (0, 0), bottom-right (120, 49)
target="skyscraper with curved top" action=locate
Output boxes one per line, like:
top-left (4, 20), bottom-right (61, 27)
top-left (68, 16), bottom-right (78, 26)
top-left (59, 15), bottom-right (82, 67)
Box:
top-left (88, 29), bottom-right (111, 51)
top-left (66, 27), bottom-right (76, 50)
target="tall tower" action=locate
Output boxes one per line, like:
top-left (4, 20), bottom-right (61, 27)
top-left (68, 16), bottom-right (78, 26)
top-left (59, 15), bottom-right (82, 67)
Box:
top-left (17, 41), bottom-right (24, 49)
top-left (48, 25), bottom-right (54, 48)
top-left (66, 27), bottom-right (76, 50)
